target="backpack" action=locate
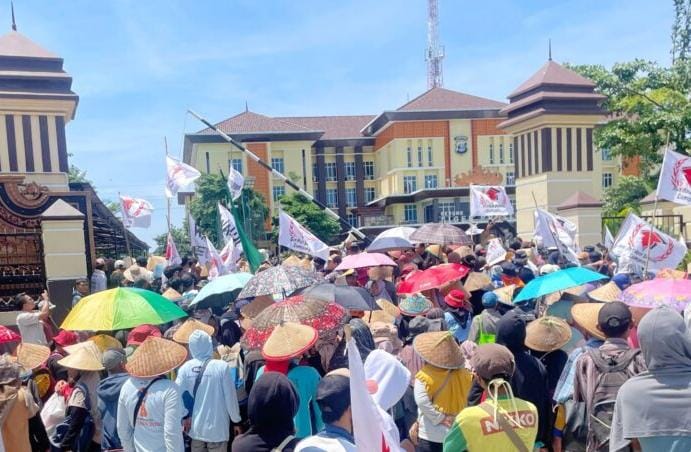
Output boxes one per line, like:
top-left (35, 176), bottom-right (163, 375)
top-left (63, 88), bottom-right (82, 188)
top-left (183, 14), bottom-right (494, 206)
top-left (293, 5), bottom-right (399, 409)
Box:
top-left (586, 348), bottom-right (640, 451)
top-left (51, 382), bottom-right (95, 452)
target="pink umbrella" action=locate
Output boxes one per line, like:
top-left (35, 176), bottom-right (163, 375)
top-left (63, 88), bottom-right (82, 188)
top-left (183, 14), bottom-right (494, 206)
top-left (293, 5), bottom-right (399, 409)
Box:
top-left (334, 252), bottom-right (397, 271)
top-left (620, 278), bottom-right (691, 312)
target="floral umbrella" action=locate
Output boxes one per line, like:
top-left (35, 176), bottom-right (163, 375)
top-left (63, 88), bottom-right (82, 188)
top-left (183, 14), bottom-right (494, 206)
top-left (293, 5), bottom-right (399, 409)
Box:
top-left (241, 295), bottom-right (347, 350)
top-left (620, 278), bottom-right (691, 312)
top-left (237, 265), bottom-right (322, 299)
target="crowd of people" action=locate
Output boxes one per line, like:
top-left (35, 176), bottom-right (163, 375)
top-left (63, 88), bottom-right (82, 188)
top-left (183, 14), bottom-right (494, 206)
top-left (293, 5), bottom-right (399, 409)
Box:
top-left (1, 236), bottom-right (691, 452)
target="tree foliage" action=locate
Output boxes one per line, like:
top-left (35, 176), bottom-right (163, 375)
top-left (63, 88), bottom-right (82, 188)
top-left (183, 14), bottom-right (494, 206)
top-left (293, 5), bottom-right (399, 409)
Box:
top-left (602, 175), bottom-right (652, 217)
top-left (68, 164), bottom-right (92, 184)
top-left (672, 0), bottom-right (691, 63)
top-left (153, 225), bottom-right (191, 257)
top-left (276, 192), bottom-right (341, 244)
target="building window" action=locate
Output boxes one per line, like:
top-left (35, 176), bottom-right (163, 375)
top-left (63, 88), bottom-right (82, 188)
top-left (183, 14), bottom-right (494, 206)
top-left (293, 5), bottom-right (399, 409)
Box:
top-left (344, 162), bottom-right (356, 180)
top-left (509, 142), bottom-right (514, 164)
top-left (403, 176), bottom-right (417, 194)
top-left (271, 157), bottom-right (285, 175)
top-left (404, 204), bottom-right (418, 223)
top-left (424, 174), bottom-right (438, 188)
top-left (407, 142), bottom-right (413, 168)
top-left (417, 141), bottom-right (423, 167)
top-left (364, 161), bottom-right (375, 180)
top-left (365, 187), bottom-right (376, 203)
top-left (347, 213), bottom-right (359, 227)
top-left (345, 188), bottom-right (357, 207)
top-left (325, 162), bottom-right (337, 181)
top-left (489, 140), bottom-right (495, 165)
top-left (506, 172), bottom-right (515, 185)
top-left (427, 141), bottom-right (433, 167)
top-left (602, 148), bottom-right (613, 161)
top-left (229, 158), bottom-right (243, 174)
top-left (602, 173), bottom-right (613, 188)
top-left (272, 185), bottom-right (285, 202)
top-left (326, 189), bottom-right (338, 207)
top-left (312, 163), bottom-right (319, 182)
top-left (499, 143), bottom-right (504, 164)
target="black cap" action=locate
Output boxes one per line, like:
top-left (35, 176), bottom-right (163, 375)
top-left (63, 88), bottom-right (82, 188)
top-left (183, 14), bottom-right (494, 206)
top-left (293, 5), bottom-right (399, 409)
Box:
top-left (598, 301), bottom-right (632, 333)
top-left (501, 262), bottom-right (517, 276)
top-left (316, 375), bottom-right (350, 423)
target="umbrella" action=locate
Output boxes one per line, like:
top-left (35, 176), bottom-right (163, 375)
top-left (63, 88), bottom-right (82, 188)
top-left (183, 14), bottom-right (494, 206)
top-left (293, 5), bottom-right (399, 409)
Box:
top-left (189, 273), bottom-right (253, 310)
top-left (237, 265), bottom-right (322, 299)
top-left (0, 326), bottom-right (20, 344)
top-left (303, 283), bottom-right (377, 311)
top-left (367, 227), bottom-right (417, 252)
top-left (334, 252), bottom-right (396, 271)
top-left (513, 267), bottom-right (607, 303)
top-left (410, 223), bottom-right (472, 246)
top-left (241, 295), bottom-right (347, 349)
top-left (620, 278), bottom-right (691, 312)
top-left (397, 263), bottom-right (470, 294)
top-left (61, 288), bottom-right (186, 331)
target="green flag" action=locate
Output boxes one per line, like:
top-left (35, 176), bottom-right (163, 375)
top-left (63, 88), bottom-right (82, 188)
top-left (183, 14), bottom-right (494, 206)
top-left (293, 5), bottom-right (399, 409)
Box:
top-left (230, 203), bottom-right (263, 273)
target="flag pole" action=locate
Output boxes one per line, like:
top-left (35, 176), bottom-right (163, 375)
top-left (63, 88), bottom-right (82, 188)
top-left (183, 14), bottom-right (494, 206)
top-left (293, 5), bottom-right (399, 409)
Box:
top-left (187, 109), bottom-right (368, 243)
top-left (164, 137), bottom-right (172, 235)
top-left (118, 191), bottom-right (132, 258)
top-left (531, 191), bottom-right (563, 262)
top-left (643, 131), bottom-right (671, 278)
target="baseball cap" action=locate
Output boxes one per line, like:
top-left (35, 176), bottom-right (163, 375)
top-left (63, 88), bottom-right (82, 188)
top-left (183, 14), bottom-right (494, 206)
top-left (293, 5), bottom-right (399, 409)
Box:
top-left (597, 301), bottom-right (632, 335)
top-left (470, 343), bottom-right (515, 381)
top-left (481, 292), bottom-right (498, 308)
top-left (316, 374), bottom-right (351, 423)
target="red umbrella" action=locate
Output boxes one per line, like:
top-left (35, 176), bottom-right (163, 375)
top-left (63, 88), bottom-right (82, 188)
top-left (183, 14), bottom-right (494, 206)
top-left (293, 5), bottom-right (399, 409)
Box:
top-left (397, 263), bottom-right (470, 294)
top-left (0, 326), bottom-right (20, 344)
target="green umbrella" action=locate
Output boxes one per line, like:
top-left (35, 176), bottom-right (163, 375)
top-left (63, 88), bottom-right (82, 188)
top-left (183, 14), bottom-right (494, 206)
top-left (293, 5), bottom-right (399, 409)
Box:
top-left (61, 287), bottom-right (187, 331)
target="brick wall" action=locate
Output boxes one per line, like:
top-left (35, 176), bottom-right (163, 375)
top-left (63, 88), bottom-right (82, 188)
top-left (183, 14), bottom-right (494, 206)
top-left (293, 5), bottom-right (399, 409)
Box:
top-left (374, 120), bottom-right (448, 149)
top-left (245, 142), bottom-right (271, 229)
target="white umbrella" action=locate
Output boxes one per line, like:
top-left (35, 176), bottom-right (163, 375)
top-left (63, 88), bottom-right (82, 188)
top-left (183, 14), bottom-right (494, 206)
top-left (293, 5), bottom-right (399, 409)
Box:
top-left (367, 227), bottom-right (418, 252)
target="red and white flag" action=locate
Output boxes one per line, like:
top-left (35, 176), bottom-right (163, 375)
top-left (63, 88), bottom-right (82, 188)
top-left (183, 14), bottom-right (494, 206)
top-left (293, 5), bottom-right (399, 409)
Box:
top-left (206, 236), bottom-right (227, 279)
top-left (165, 155), bottom-right (201, 198)
top-left (119, 195), bottom-right (153, 228)
top-left (165, 232), bottom-right (182, 266)
top-left (278, 211), bottom-right (329, 260)
top-left (219, 240), bottom-right (237, 272)
top-left (611, 213), bottom-right (687, 274)
top-left (656, 148), bottom-right (691, 205)
top-left (469, 184), bottom-right (514, 218)
top-left (534, 208), bottom-right (580, 264)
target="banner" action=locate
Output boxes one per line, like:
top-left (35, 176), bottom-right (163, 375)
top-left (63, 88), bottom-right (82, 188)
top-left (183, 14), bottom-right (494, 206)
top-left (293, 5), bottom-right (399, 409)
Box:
top-left (486, 238), bottom-right (507, 266)
top-left (534, 208), bottom-right (580, 264)
top-left (165, 155), bottom-right (201, 198)
top-left (219, 240), bottom-right (237, 272)
top-left (205, 236), bottom-right (226, 279)
top-left (611, 213), bottom-right (687, 274)
top-left (188, 217), bottom-right (210, 265)
top-left (119, 195), bottom-right (153, 228)
top-left (469, 185), bottom-right (514, 218)
top-left (218, 203), bottom-right (244, 267)
top-left (278, 211), bottom-right (329, 261)
top-left (604, 225), bottom-right (615, 250)
top-left (165, 232), bottom-right (182, 266)
top-left (656, 148), bottom-right (691, 205)
top-left (227, 167), bottom-right (244, 201)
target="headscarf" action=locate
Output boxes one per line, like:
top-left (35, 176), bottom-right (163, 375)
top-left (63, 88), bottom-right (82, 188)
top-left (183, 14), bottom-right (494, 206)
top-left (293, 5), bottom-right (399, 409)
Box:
top-left (610, 306), bottom-right (691, 447)
top-left (233, 372), bottom-right (299, 451)
top-left (364, 350), bottom-right (410, 411)
top-left (349, 318), bottom-right (375, 362)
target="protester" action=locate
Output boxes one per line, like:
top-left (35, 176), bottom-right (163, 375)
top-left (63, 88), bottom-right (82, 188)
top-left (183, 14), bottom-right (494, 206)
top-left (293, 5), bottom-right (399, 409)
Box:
top-left (443, 343), bottom-right (539, 451)
top-left (91, 258), bottom-right (108, 293)
top-left (610, 306), bottom-right (691, 451)
top-left (524, 316), bottom-right (571, 396)
top-left (0, 357), bottom-right (39, 452)
top-left (47, 329), bottom-right (79, 389)
top-left (109, 260), bottom-right (127, 288)
top-left (98, 348), bottom-right (128, 451)
top-left (15, 291), bottom-right (50, 345)
top-left (467, 292), bottom-right (502, 344)
top-left (443, 290), bottom-right (474, 343)
top-left (72, 279), bottom-right (90, 306)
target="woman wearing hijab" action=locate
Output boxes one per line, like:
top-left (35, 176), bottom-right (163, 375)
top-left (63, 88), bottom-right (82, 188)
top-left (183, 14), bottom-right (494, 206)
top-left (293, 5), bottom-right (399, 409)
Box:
top-left (347, 318), bottom-right (375, 363)
top-left (610, 306), bottom-right (691, 452)
top-left (232, 372), bottom-right (300, 452)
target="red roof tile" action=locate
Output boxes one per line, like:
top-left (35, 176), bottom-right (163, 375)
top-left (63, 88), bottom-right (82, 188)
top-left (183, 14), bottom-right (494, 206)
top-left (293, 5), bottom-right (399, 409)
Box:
top-left (397, 87), bottom-right (505, 111)
top-left (509, 61), bottom-right (596, 98)
top-left (0, 31), bottom-right (58, 59)
top-left (199, 111), bottom-right (316, 135)
top-left (275, 115), bottom-right (375, 139)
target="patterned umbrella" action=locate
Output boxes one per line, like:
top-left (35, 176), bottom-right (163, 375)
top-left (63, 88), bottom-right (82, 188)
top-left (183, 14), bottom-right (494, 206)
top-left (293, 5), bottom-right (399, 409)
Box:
top-left (397, 263), bottom-right (470, 294)
top-left (620, 278), bottom-right (691, 312)
top-left (334, 252), bottom-right (396, 271)
top-left (241, 295), bottom-right (347, 350)
top-left (0, 326), bottom-right (20, 344)
top-left (303, 283), bottom-right (377, 311)
top-left (409, 223), bottom-right (472, 246)
top-left (237, 265), bottom-right (322, 299)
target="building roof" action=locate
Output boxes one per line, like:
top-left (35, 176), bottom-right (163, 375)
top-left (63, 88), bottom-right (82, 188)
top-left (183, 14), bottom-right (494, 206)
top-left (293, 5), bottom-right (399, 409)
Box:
top-left (556, 191), bottom-right (603, 211)
top-left (200, 111), bottom-right (317, 135)
top-left (0, 31), bottom-right (59, 59)
top-left (397, 87), bottom-right (506, 111)
top-left (508, 60), bottom-right (596, 99)
top-left (275, 115), bottom-right (375, 140)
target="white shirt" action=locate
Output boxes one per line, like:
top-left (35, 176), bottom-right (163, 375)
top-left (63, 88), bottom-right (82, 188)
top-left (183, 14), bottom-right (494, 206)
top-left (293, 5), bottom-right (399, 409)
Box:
top-left (16, 312), bottom-right (47, 345)
top-left (414, 379), bottom-right (450, 443)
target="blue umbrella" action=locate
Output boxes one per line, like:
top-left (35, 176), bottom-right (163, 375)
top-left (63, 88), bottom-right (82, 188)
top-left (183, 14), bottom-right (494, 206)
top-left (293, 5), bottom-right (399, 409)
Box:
top-left (190, 273), bottom-right (253, 309)
top-left (513, 267), bottom-right (607, 303)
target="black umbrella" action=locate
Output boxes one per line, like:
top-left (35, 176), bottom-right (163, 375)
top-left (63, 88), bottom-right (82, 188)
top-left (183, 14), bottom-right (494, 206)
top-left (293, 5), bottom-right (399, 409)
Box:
top-left (303, 283), bottom-right (378, 311)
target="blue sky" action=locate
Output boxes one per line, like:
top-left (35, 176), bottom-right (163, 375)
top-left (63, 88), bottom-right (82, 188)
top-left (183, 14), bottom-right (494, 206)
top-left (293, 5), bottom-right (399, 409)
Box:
top-left (10, 0), bottom-right (674, 248)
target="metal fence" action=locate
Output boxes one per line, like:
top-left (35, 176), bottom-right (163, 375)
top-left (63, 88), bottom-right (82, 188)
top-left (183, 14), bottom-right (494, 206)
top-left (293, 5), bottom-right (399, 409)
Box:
top-left (602, 215), bottom-right (686, 242)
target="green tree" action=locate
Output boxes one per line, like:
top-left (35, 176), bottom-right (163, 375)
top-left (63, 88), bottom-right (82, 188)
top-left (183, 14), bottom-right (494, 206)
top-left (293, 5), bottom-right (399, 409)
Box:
top-left (103, 199), bottom-right (121, 216)
top-left (153, 225), bottom-right (191, 256)
top-left (672, 0), bottom-right (691, 63)
top-left (602, 175), bottom-right (652, 217)
top-left (276, 192), bottom-right (341, 244)
top-left (68, 164), bottom-right (92, 184)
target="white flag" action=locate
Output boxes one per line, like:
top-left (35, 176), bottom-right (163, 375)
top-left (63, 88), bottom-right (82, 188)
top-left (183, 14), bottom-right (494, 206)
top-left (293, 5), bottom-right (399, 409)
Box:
top-left (119, 195), bottom-right (153, 228)
top-left (604, 225), bottom-right (615, 250)
top-left (486, 238), bottom-right (507, 266)
top-left (278, 211), bottom-right (329, 261)
top-left (188, 217), bottom-right (210, 265)
top-left (534, 208), bottom-right (580, 264)
top-left (469, 184), bottom-right (514, 218)
top-left (205, 236), bottom-right (226, 279)
top-left (165, 155), bottom-right (201, 198)
top-left (227, 167), bottom-right (244, 201)
top-left (218, 203), bottom-right (244, 266)
top-left (219, 241), bottom-right (237, 272)
top-left (165, 233), bottom-right (182, 266)
top-left (611, 213), bottom-right (687, 274)
top-left (656, 148), bottom-right (691, 205)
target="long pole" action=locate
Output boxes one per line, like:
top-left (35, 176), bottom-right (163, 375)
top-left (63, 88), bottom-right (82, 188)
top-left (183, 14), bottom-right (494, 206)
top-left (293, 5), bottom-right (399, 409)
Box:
top-left (187, 109), bottom-right (367, 242)
top-left (164, 137), bottom-right (172, 235)
top-left (643, 132), bottom-right (671, 278)
top-left (118, 191), bottom-right (132, 258)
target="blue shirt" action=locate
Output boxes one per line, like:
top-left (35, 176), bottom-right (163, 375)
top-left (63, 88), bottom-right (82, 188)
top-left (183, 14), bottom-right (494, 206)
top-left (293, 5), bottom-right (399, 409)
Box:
top-left (444, 311), bottom-right (473, 342)
top-left (553, 338), bottom-right (604, 404)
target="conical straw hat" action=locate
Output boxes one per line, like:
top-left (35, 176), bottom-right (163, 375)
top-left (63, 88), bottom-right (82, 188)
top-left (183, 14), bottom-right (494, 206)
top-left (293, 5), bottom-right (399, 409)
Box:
top-left (58, 341), bottom-right (104, 371)
top-left (240, 295), bottom-right (274, 320)
top-left (376, 299), bottom-right (400, 318)
top-left (363, 310), bottom-right (396, 325)
top-left (162, 288), bottom-right (182, 301)
top-left (126, 337), bottom-right (187, 378)
top-left (261, 322), bottom-right (318, 361)
top-left (413, 331), bottom-right (465, 369)
top-left (14, 343), bottom-right (49, 370)
top-left (494, 285), bottom-right (516, 305)
top-left (282, 255), bottom-right (302, 267)
top-left (571, 302), bottom-right (606, 340)
top-left (88, 334), bottom-right (123, 352)
top-left (463, 272), bottom-right (491, 292)
top-left (172, 319), bottom-right (215, 344)
top-left (587, 282), bottom-right (621, 303)
top-left (525, 316), bottom-right (573, 352)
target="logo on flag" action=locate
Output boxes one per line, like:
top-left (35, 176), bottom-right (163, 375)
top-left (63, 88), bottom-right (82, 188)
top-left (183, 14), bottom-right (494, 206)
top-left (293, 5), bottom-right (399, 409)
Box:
top-left (218, 203), bottom-right (244, 267)
top-left (469, 185), bottom-right (514, 218)
top-left (165, 155), bottom-right (201, 198)
top-left (533, 208), bottom-right (580, 264)
top-left (657, 148), bottom-right (691, 205)
top-left (165, 232), bottom-right (182, 266)
top-left (227, 167), bottom-right (244, 201)
top-left (188, 217), bottom-right (210, 265)
top-left (278, 211), bottom-right (329, 261)
top-left (119, 195), bottom-right (153, 228)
